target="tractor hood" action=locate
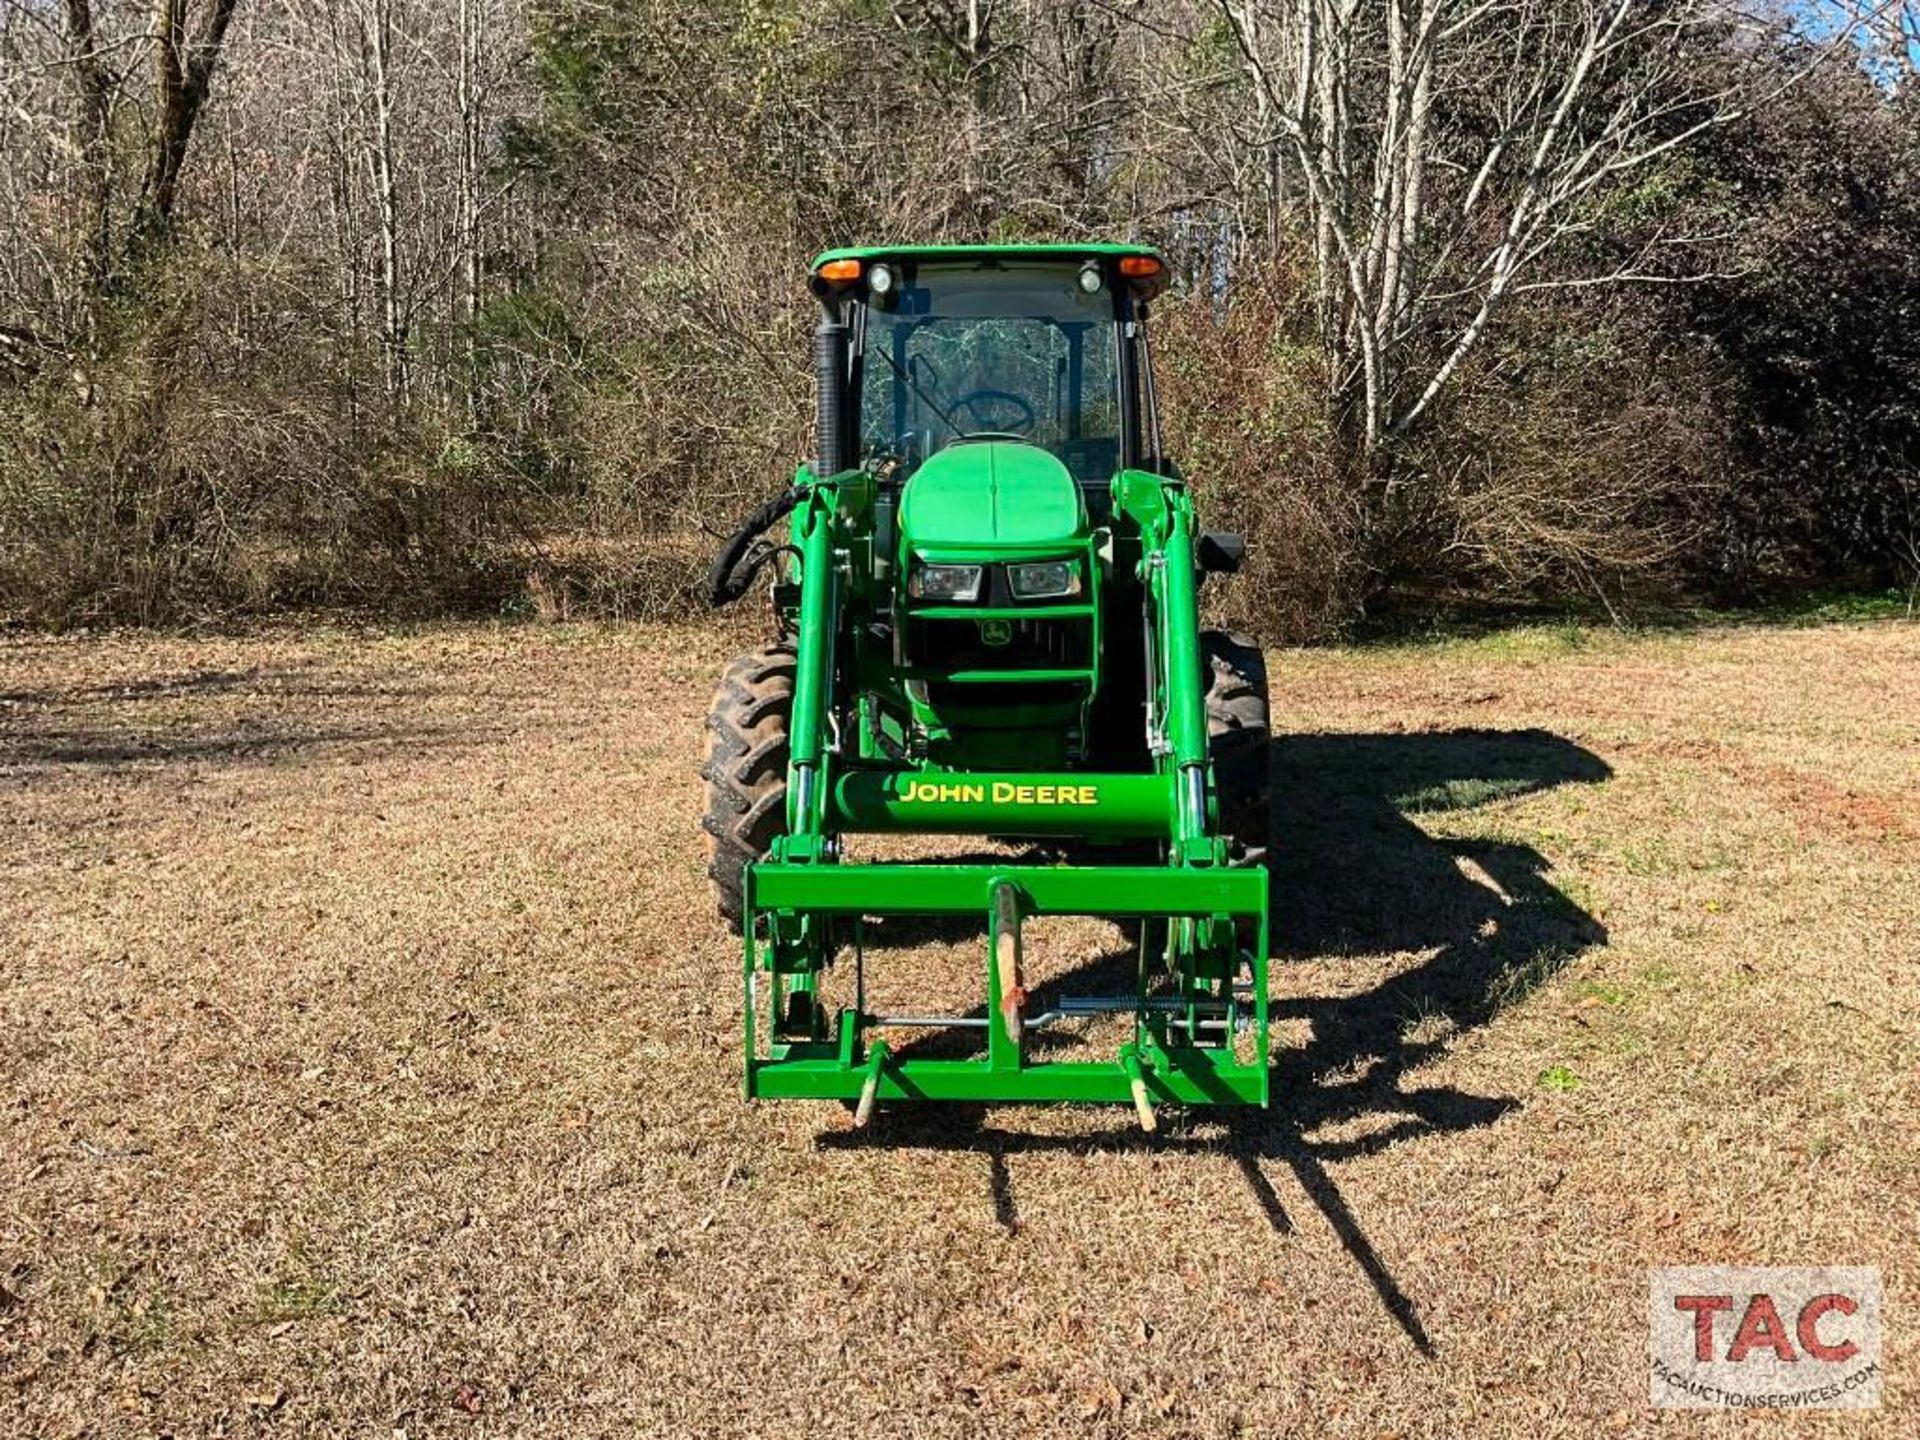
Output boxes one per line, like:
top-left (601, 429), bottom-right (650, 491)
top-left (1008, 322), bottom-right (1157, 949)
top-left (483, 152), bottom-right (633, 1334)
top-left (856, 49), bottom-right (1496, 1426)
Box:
top-left (897, 442), bottom-right (1087, 553)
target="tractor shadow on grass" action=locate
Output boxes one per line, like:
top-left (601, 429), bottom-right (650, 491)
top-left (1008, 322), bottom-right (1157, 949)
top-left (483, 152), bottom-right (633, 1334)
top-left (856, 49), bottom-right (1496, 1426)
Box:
top-left (821, 727), bottom-right (1611, 1358)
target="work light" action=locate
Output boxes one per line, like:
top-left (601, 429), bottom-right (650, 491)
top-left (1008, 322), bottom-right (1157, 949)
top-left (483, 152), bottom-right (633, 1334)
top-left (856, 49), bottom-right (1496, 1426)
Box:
top-left (868, 262), bottom-right (896, 296)
top-left (1007, 561), bottom-right (1081, 599)
top-left (908, 563), bottom-right (984, 601)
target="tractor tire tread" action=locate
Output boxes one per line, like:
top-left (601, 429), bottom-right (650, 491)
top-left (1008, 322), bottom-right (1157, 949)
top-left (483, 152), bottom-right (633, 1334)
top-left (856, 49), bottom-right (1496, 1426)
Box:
top-left (702, 641), bottom-right (794, 932)
top-left (1202, 629), bottom-right (1272, 869)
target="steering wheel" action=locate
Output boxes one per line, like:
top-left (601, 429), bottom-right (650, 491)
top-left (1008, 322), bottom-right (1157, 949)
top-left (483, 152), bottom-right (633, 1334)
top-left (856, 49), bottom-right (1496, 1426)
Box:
top-left (951, 388), bottom-right (1036, 437)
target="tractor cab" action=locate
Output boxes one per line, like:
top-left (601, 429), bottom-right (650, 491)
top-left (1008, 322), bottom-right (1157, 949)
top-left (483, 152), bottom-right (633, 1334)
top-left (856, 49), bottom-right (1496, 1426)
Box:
top-left (811, 248), bottom-right (1171, 534)
top-left (806, 246), bottom-right (1175, 769)
top-left (810, 245), bottom-right (1170, 498)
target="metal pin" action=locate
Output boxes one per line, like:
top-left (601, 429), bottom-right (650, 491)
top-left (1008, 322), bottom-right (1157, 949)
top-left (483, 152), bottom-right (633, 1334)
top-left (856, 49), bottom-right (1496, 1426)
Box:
top-left (1129, 1075), bottom-right (1158, 1133)
top-left (852, 1041), bottom-right (889, 1129)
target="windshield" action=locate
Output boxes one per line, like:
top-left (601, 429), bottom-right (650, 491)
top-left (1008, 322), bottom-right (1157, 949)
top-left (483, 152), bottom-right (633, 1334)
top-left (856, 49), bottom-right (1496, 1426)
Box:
top-left (857, 263), bottom-right (1125, 485)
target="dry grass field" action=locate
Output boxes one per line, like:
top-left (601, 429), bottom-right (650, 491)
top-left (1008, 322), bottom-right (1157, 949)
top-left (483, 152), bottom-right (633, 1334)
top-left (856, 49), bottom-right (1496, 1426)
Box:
top-left (2, 615), bottom-right (1916, 1438)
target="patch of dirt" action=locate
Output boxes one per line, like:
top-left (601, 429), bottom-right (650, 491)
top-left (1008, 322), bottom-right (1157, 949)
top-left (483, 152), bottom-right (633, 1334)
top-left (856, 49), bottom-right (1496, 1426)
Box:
top-left (1614, 737), bottom-right (1916, 843)
top-left (1751, 764), bottom-right (1917, 844)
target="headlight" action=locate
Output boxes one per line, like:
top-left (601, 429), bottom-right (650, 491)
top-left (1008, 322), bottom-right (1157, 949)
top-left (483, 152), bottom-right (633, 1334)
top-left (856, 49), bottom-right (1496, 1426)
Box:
top-left (908, 563), bottom-right (984, 601)
top-left (1007, 561), bottom-right (1081, 599)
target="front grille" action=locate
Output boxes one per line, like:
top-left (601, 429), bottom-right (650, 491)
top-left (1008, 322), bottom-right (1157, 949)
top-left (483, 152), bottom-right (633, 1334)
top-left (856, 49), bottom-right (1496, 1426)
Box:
top-left (906, 614), bottom-right (1091, 671)
top-left (923, 679), bottom-right (1087, 712)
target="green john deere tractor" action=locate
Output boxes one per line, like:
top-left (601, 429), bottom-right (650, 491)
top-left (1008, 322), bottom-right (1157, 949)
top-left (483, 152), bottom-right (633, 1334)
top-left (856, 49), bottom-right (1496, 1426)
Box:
top-left (702, 244), bottom-right (1270, 1129)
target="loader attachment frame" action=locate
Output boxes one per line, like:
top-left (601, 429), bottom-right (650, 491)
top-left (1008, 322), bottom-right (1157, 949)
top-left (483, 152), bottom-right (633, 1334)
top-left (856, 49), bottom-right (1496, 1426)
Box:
top-left (744, 861), bottom-right (1269, 1115)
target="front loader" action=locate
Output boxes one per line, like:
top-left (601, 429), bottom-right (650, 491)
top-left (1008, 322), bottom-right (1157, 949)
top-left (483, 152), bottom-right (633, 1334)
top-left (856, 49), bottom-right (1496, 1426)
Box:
top-left (701, 245), bottom-right (1271, 1128)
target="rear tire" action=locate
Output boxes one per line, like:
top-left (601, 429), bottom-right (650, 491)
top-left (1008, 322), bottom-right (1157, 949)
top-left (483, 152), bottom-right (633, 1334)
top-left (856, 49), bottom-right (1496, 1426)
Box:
top-left (700, 644), bottom-right (794, 931)
top-left (1202, 630), bottom-right (1271, 869)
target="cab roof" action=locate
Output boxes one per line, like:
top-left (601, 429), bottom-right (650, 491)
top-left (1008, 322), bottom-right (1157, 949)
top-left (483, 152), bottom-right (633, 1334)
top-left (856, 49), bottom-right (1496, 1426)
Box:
top-left (810, 243), bottom-right (1169, 297)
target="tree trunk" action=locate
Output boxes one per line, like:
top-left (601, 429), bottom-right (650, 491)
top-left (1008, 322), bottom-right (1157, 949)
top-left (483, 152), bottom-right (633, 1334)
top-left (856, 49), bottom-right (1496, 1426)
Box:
top-left (134, 0), bottom-right (243, 246)
top-left (62, 0), bottom-right (114, 295)
top-left (359, 0), bottom-right (407, 402)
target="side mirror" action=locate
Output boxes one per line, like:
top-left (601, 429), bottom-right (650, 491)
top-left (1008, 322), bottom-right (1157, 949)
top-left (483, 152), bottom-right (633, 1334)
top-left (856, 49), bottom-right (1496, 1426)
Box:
top-left (1197, 530), bottom-right (1245, 576)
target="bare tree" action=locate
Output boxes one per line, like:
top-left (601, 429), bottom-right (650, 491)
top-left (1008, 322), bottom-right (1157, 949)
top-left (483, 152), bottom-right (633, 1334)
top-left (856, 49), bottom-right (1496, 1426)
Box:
top-left (135, 0), bottom-right (244, 242)
top-left (1212, 0), bottom-right (1776, 452)
top-left (1841, 0), bottom-right (1918, 86)
top-left (332, 0), bottom-right (409, 397)
top-left (59, 0), bottom-right (116, 289)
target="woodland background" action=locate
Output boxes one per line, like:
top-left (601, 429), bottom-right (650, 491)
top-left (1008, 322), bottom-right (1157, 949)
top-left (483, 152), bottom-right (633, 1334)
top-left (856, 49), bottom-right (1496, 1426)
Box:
top-left (0, 0), bottom-right (1915, 639)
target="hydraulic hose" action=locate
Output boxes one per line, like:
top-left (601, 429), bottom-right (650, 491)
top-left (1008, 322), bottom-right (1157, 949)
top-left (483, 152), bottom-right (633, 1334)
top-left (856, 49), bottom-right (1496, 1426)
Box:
top-left (704, 485), bottom-right (804, 608)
